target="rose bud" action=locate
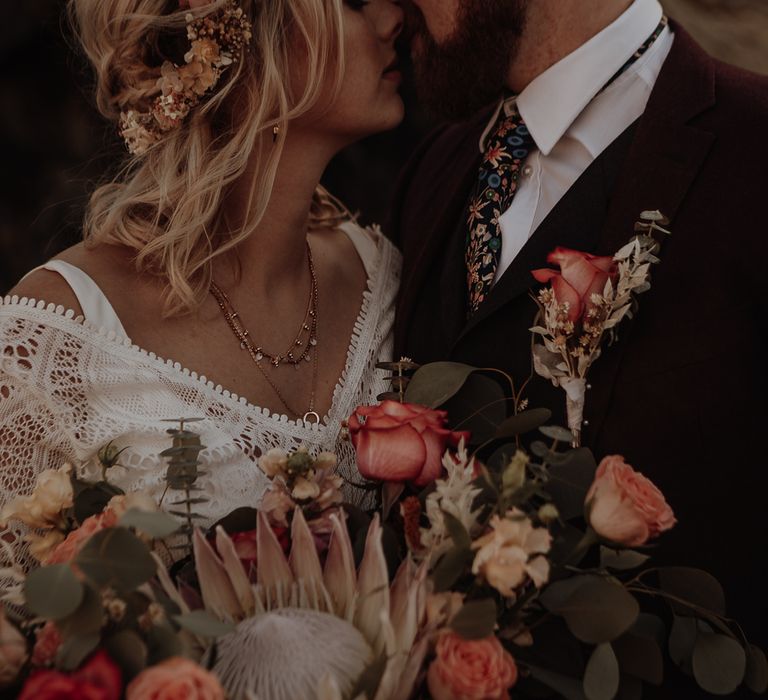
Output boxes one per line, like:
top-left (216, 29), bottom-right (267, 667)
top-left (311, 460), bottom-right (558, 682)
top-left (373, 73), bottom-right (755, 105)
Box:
top-left (347, 401), bottom-right (470, 487)
top-left (532, 247), bottom-right (617, 323)
top-left (585, 455), bottom-right (676, 547)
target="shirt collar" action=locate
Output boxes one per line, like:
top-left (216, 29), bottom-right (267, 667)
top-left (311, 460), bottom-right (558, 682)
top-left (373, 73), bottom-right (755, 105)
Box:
top-left (479, 0), bottom-right (665, 156)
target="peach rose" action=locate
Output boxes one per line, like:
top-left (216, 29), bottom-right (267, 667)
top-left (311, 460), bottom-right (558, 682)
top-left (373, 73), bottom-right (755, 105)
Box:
top-left (427, 632), bottom-right (518, 700)
top-left (532, 247), bottom-right (617, 323)
top-left (44, 510), bottom-right (118, 565)
top-left (107, 491), bottom-right (158, 519)
top-left (0, 607), bottom-right (28, 686)
top-left (126, 657), bottom-right (225, 700)
top-left (471, 510), bottom-right (552, 598)
top-left (586, 455), bottom-right (676, 547)
top-left (348, 401), bottom-right (470, 487)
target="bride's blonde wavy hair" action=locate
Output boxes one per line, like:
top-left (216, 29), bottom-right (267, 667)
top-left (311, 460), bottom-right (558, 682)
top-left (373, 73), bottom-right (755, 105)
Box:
top-left (68, 0), bottom-right (351, 316)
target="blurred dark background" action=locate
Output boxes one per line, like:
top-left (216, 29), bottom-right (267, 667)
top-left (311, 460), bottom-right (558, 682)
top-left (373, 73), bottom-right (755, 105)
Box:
top-left (1, 0), bottom-right (766, 292)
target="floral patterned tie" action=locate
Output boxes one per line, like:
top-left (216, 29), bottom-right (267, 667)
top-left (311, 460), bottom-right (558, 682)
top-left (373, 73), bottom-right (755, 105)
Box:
top-left (465, 16), bottom-right (669, 315)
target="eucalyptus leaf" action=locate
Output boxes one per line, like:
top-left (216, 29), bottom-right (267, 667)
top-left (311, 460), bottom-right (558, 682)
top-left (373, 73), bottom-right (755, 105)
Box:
top-left (105, 629), bottom-right (148, 678)
top-left (658, 567), bottom-right (726, 616)
top-left (599, 547), bottom-right (650, 572)
top-left (450, 599), bottom-right (497, 640)
top-left (544, 575), bottom-right (639, 644)
top-left (527, 665), bottom-right (587, 700)
top-left (119, 509), bottom-right (181, 538)
top-left (147, 624), bottom-right (185, 664)
top-left (57, 584), bottom-right (104, 638)
top-left (441, 372), bottom-right (507, 444)
top-left (432, 546), bottom-right (473, 593)
top-left (494, 409), bottom-right (552, 439)
top-left (74, 485), bottom-right (114, 524)
top-left (744, 645), bottom-right (768, 694)
top-left (56, 632), bottom-right (100, 671)
top-left (174, 610), bottom-right (236, 638)
top-left (404, 362), bottom-right (477, 408)
top-left (24, 564), bottom-right (83, 620)
top-left (75, 527), bottom-right (157, 592)
top-left (583, 643), bottom-right (620, 700)
top-left (692, 632), bottom-right (747, 695)
top-left (539, 425), bottom-right (576, 443)
top-left (669, 615), bottom-right (698, 666)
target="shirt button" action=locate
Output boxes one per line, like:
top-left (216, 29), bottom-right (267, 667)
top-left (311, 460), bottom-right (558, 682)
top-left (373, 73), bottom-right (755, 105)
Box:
top-left (523, 165), bottom-right (533, 177)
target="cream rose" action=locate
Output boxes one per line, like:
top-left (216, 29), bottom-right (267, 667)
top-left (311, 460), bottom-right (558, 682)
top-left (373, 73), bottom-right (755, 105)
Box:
top-left (1, 465), bottom-right (73, 530)
top-left (586, 455), bottom-right (676, 547)
top-left (427, 631), bottom-right (518, 700)
top-left (126, 656), bottom-right (225, 700)
top-left (471, 510), bottom-right (552, 598)
top-left (0, 608), bottom-right (27, 686)
top-left (107, 491), bottom-right (159, 519)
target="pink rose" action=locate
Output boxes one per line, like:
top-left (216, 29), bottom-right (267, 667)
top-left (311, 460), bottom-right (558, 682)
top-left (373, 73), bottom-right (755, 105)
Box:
top-left (427, 631), bottom-right (518, 700)
top-left (586, 455), bottom-right (676, 547)
top-left (532, 247), bottom-right (617, 323)
top-left (347, 401), bottom-right (470, 487)
top-left (19, 650), bottom-right (122, 700)
top-left (44, 510), bottom-right (119, 565)
top-left (126, 657), bottom-right (225, 700)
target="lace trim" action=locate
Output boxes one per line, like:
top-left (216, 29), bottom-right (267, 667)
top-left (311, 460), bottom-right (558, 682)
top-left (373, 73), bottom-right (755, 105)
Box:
top-left (0, 231), bottom-right (397, 444)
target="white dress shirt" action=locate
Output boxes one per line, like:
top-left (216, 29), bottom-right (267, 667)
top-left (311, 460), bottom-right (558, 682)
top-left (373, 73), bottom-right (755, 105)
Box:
top-left (484, 0), bottom-right (674, 284)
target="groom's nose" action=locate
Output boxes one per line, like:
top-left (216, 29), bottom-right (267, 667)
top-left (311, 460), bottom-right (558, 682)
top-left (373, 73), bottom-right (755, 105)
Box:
top-left (378, 0), bottom-right (404, 42)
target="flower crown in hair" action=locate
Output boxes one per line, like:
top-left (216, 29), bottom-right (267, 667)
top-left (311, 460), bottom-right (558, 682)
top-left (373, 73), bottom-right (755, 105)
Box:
top-left (119, 0), bottom-right (252, 155)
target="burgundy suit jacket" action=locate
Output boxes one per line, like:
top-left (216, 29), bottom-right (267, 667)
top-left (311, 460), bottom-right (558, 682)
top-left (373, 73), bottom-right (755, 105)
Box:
top-left (390, 24), bottom-right (768, 669)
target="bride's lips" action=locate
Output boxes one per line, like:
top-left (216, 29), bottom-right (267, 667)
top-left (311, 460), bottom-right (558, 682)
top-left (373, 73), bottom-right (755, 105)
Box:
top-left (382, 56), bottom-right (402, 82)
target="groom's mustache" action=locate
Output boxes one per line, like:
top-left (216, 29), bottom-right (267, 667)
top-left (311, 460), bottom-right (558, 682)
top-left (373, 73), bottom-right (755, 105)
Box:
top-left (400, 0), bottom-right (430, 46)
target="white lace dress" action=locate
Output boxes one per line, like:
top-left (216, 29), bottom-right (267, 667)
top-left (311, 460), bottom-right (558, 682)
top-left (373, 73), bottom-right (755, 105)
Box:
top-left (0, 222), bottom-right (400, 567)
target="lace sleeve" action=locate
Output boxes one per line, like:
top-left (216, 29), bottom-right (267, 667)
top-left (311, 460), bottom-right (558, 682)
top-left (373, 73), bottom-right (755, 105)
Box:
top-left (1, 316), bottom-right (78, 572)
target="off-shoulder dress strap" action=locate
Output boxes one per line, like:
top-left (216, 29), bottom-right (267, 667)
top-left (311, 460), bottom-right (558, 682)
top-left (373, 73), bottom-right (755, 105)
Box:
top-left (23, 260), bottom-right (129, 338)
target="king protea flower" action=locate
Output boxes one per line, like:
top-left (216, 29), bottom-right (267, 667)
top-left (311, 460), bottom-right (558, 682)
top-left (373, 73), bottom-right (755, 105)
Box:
top-left (160, 509), bottom-right (428, 700)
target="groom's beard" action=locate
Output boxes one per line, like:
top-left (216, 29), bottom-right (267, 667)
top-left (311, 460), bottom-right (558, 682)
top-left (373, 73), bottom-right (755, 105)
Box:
top-left (406, 0), bottom-right (528, 121)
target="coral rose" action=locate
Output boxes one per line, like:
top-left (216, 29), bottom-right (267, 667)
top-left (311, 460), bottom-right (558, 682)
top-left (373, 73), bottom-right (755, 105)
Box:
top-left (586, 455), bottom-right (676, 547)
top-left (347, 401), bottom-right (470, 487)
top-left (427, 631), bottom-right (518, 700)
top-left (126, 657), bottom-right (225, 700)
top-left (44, 510), bottom-right (118, 565)
top-left (471, 510), bottom-right (552, 598)
top-left (532, 247), bottom-right (617, 323)
top-left (19, 649), bottom-right (122, 700)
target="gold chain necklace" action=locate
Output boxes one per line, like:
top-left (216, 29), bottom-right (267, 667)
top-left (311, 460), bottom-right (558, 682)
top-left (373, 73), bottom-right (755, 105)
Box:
top-left (210, 243), bottom-right (321, 424)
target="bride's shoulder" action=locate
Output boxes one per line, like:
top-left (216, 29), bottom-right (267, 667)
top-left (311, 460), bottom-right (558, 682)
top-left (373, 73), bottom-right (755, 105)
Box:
top-left (337, 218), bottom-right (401, 268)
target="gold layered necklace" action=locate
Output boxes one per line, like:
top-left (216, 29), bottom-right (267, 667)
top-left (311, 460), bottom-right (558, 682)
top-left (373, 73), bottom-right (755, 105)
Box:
top-left (209, 242), bottom-right (321, 424)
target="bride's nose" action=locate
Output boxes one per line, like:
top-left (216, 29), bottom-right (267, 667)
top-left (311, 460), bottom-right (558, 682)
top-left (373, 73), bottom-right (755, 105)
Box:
top-left (380, 0), bottom-right (404, 42)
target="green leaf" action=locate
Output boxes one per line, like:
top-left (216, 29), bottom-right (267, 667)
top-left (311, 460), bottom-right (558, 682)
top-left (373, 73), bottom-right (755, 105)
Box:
top-left (494, 409), bottom-right (552, 439)
top-left (441, 372), bottom-right (507, 445)
top-left (57, 584), bottom-right (104, 638)
top-left (74, 527), bottom-right (157, 592)
top-left (658, 567), bottom-right (726, 616)
top-left (544, 575), bottom-right (639, 644)
top-left (174, 610), bottom-right (236, 638)
top-left (105, 629), bottom-right (148, 678)
top-left (669, 615), bottom-right (698, 666)
top-left (146, 624), bottom-right (185, 665)
top-left (119, 509), bottom-right (181, 538)
top-left (631, 613), bottom-right (666, 647)
top-left (24, 564), bottom-right (84, 620)
top-left (692, 632), bottom-right (747, 695)
top-left (443, 511), bottom-right (471, 549)
top-left (745, 645), bottom-right (768, 694)
top-left (431, 546), bottom-right (473, 593)
top-left (583, 643), bottom-right (620, 700)
top-left (613, 633), bottom-right (664, 685)
top-left (528, 665), bottom-right (587, 700)
top-left (56, 632), bottom-right (101, 671)
top-left (74, 485), bottom-right (116, 524)
top-left (539, 425), bottom-right (576, 443)
top-left (450, 599), bottom-right (497, 640)
top-left (404, 362), bottom-right (478, 408)
top-left (599, 547), bottom-right (650, 572)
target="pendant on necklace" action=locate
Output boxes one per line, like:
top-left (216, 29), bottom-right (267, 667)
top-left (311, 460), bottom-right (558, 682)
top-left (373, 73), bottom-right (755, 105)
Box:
top-left (303, 411), bottom-right (321, 425)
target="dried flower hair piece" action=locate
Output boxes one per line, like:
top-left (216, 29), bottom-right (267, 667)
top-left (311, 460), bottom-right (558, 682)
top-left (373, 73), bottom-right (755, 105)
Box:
top-left (119, 0), bottom-right (252, 155)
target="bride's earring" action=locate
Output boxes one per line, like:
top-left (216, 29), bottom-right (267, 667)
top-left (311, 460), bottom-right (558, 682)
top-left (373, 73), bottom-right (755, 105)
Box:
top-left (272, 124), bottom-right (281, 143)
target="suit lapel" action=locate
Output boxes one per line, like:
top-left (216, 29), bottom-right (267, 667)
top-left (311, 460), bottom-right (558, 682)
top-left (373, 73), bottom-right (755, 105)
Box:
top-left (583, 24), bottom-right (716, 443)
